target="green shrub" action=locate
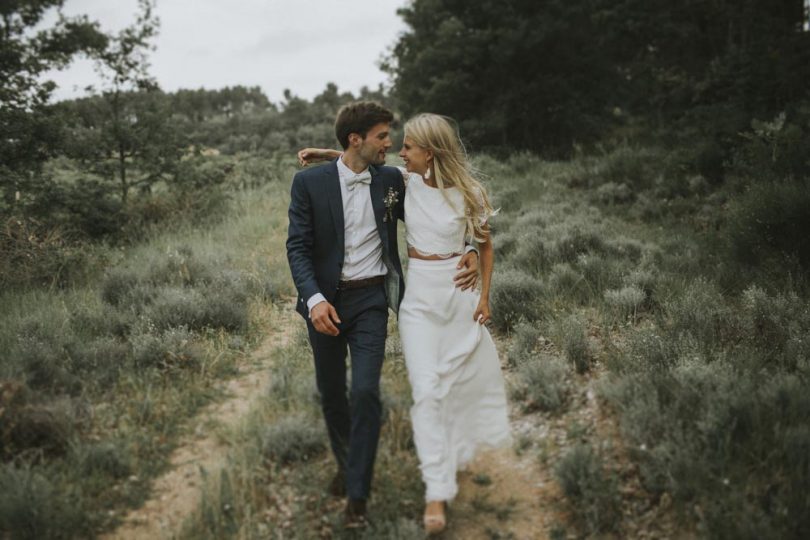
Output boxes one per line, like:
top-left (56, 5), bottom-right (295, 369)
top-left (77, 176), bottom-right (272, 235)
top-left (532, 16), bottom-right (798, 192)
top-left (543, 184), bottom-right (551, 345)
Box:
top-left (604, 285), bottom-right (646, 323)
top-left (64, 337), bottom-right (130, 387)
top-left (492, 228), bottom-right (518, 261)
top-left (100, 268), bottom-right (141, 307)
top-left (123, 186), bottom-right (230, 235)
top-left (11, 309), bottom-right (130, 393)
top-left (268, 354), bottom-right (319, 411)
top-left (693, 139), bottom-right (727, 185)
top-left (547, 263), bottom-right (592, 304)
top-left (603, 235), bottom-right (645, 261)
top-left (509, 230), bottom-right (550, 276)
top-left (602, 351), bottom-right (810, 539)
top-left (614, 326), bottom-right (695, 375)
top-left (575, 253), bottom-right (623, 294)
top-left (72, 440), bottom-right (133, 480)
top-left (230, 153), bottom-right (286, 189)
top-left (511, 353), bottom-right (570, 413)
top-left (504, 150), bottom-right (546, 176)
top-left (0, 464), bottom-right (89, 540)
top-left (555, 444), bottom-right (620, 535)
top-left (173, 156), bottom-right (231, 191)
top-left (147, 287), bottom-right (207, 330)
top-left (741, 286), bottom-right (804, 347)
top-left (547, 224), bottom-right (608, 264)
top-left (102, 250), bottom-right (251, 333)
top-left (506, 321), bottom-right (542, 367)
top-left (726, 179), bottom-right (810, 270)
top-left (551, 314), bottom-right (593, 373)
top-left (0, 382), bottom-right (81, 458)
top-left (0, 218), bottom-right (91, 289)
top-left (260, 416), bottom-right (327, 464)
top-left (492, 185), bottom-right (522, 214)
top-left (146, 284), bottom-right (248, 333)
top-left (595, 182), bottom-right (634, 205)
top-left (622, 269), bottom-right (658, 308)
top-left (62, 177), bottom-right (125, 239)
top-left (131, 326), bottom-right (204, 371)
top-left (489, 269), bottom-right (547, 331)
top-left (733, 111), bottom-right (810, 183)
top-left (580, 145), bottom-right (662, 191)
top-left (200, 280), bottom-right (249, 332)
top-left (146, 247), bottom-right (217, 287)
top-left (739, 286), bottom-right (810, 372)
top-left (14, 336), bottom-right (82, 395)
top-left (69, 303), bottom-right (134, 339)
top-left (665, 278), bottom-right (734, 352)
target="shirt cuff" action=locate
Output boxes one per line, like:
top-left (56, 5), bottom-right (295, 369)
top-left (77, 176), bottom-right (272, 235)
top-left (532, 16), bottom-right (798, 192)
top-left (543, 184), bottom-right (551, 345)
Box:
top-left (306, 293), bottom-right (327, 317)
top-left (464, 244), bottom-right (478, 255)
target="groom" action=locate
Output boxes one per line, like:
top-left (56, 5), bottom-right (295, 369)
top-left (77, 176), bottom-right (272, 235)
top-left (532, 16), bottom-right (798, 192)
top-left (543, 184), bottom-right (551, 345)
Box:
top-left (286, 101), bottom-right (478, 528)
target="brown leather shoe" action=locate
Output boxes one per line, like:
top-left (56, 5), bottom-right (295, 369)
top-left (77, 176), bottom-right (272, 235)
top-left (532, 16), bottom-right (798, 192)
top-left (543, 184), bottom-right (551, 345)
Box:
top-left (328, 470), bottom-right (346, 497)
top-left (344, 498), bottom-right (368, 529)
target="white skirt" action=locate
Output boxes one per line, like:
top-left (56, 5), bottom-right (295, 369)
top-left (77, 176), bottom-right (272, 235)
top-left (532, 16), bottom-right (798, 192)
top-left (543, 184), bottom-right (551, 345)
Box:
top-left (398, 256), bottom-right (511, 501)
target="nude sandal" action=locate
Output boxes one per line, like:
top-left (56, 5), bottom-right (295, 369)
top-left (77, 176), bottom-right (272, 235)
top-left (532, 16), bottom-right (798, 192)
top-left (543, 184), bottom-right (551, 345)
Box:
top-left (424, 500), bottom-right (447, 535)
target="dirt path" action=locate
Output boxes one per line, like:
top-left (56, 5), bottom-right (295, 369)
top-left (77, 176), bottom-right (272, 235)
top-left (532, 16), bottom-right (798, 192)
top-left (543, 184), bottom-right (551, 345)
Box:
top-left (104, 302), bottom-right (296, 540)
top-left (445, 445), bottom-right (563, 539)
top-left (104, 303), bottom-right (677, 539)
top-left (434, 336), bottom-right (573, 539)
top-left (442, 339), bottom-right (685, 540)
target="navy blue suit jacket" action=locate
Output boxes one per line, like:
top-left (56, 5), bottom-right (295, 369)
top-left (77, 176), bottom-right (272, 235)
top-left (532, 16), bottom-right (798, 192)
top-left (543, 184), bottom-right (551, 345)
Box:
top-left (286, 159), bottom-right (406, 319)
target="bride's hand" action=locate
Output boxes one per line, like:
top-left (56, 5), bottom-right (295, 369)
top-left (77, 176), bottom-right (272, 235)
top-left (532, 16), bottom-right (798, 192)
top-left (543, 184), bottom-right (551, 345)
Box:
top-left (473, 300), bottom-right (491, 325)
top-left (297, 148), bottom-right (333, 167)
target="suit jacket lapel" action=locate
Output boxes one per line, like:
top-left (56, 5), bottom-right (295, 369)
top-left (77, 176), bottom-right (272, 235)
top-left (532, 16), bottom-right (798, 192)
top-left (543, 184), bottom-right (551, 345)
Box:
top-left (369, 166), bottom-right (388, 250)
top-left (325, 160), bottom-right (345, 256)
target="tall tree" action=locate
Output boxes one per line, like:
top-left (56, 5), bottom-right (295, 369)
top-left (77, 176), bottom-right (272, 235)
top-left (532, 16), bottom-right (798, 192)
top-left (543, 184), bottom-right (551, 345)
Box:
top-left (385, 0), bottom-right (620, 155)
top-left (83, 0), bottom-right (181, 204)
top-left (386, 0), bottom-right (810, 155)
top-left (0, 0), bottom-right (106, 214)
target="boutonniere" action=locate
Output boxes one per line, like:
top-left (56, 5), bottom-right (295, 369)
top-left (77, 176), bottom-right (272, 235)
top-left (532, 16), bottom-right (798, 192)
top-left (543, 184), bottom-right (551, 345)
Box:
top-left (383, 187), bottom-right (399, 222)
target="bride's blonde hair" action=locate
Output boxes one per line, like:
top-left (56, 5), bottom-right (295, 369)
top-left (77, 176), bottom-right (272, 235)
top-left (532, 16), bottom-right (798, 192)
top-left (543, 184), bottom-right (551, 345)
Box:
top-left (404, 113), bottom-right (495, 242)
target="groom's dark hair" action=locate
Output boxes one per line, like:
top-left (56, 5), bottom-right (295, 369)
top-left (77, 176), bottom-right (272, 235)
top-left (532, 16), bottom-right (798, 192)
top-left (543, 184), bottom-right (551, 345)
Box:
top-left (335, 101), bottom-right (394, 150)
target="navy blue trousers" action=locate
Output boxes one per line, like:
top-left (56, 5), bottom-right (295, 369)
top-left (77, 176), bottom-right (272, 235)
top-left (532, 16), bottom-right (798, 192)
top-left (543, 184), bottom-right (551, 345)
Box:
top-left (306, 284), bottom-right (388, 500)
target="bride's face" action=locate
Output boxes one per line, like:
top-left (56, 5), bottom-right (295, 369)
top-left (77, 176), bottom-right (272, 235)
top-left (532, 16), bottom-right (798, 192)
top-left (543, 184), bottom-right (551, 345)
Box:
top-left (399, 136), bottom-right (431, 175)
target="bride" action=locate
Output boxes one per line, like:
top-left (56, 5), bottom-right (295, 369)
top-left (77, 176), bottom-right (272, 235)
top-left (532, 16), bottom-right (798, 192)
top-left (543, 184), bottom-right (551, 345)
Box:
top-left (299, 113), bottom-right (511, 534)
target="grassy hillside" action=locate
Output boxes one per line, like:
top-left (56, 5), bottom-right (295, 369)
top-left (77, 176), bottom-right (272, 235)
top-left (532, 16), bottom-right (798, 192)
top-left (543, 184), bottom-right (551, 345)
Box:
top-left (177, 150), bottom-right (809, 539)
top-left (0, 159), bottom-right (296, 538)
top-left (2, 148), bottom-right (807, 539)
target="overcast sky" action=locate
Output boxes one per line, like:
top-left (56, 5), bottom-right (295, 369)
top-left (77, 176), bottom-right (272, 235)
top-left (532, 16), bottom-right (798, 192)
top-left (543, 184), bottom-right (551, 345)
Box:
top-left (42, 0), bottom-right (408, 104)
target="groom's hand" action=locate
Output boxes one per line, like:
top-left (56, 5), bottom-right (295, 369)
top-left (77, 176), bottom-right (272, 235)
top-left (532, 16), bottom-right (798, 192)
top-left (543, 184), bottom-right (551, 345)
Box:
top-left (311, 301), bottom-right (341, 336)
top-left (454, 251), bottom-right (479, 291)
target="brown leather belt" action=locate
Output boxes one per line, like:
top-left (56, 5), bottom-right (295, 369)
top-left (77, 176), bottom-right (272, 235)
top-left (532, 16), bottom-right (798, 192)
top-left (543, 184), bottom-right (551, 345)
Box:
top-left (338, 275), bottom-right (385, 290)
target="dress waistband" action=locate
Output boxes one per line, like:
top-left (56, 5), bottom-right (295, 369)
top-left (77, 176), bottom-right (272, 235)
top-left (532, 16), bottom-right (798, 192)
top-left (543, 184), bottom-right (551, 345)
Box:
top-left (406, 254), bottom-right (463, 270)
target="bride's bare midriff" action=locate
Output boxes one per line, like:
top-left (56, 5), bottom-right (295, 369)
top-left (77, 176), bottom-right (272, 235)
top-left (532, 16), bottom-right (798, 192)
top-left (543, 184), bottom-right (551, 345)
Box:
top-left (407, 247), bottom-right (463, 260)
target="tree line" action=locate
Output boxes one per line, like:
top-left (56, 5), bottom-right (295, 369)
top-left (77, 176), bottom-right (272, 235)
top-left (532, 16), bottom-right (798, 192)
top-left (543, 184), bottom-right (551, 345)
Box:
top-left (1, 0), bottom-right (393, 249)
top-left (2, 0), bottom-right (809, 282)
top-left (385, 0), bottom-right (810, 158)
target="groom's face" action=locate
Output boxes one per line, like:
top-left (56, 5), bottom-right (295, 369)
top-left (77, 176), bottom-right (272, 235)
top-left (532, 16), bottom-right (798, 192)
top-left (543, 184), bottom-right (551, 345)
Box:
top-left (355, 122), bottom-right (392, 166)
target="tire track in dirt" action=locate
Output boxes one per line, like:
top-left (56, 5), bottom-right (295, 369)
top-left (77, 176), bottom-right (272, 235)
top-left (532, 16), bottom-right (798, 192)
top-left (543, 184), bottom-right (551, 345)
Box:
top-left (440, 331), bottom-right (687, 540)
top-left (103, 302), bottom-right (296, 540)
top-left (436, 335), bottom-right (569, 540)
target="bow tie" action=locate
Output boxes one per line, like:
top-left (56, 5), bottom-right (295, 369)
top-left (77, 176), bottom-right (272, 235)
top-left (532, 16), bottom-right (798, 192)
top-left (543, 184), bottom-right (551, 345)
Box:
top-left (345, 171), bottom-right (372, 190)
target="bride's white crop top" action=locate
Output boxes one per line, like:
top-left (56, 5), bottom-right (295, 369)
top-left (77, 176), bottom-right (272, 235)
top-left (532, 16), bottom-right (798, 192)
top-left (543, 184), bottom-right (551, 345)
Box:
top-left (400, 170), bottom-right (488, 257)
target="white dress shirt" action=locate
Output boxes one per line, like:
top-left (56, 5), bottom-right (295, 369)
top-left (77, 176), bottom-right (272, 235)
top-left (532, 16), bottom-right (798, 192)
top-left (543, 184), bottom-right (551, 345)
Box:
top-left (307, 156), bottom-right (387, 315)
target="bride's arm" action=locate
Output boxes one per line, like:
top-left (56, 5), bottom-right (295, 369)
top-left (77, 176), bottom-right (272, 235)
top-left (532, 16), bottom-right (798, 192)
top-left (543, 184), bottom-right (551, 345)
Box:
top-left (297, 148), bottom-right (341, 167)
top-left (472, 229), bottom-right (493, 325)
